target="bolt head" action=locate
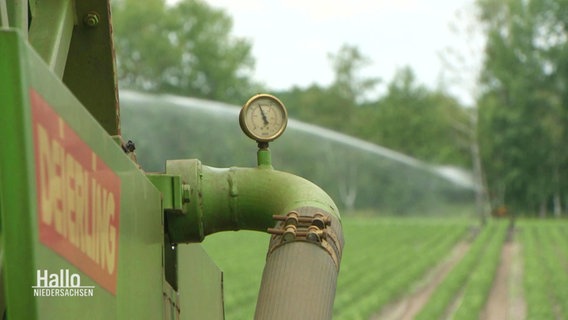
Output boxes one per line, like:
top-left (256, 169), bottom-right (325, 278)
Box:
top-left (83, 12), bottom-right (100, 27)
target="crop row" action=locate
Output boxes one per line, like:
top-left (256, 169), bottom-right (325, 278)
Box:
top-left (415, 221), bottom-right (507, 320)
top-left (519, 220), bottom-right (568, 319)
top-left (451, 221), bottom-right (507, 319)
top-left (333, 219), bottom-right (468, 319)
top-left (334, 222), bottom-right (456, 297)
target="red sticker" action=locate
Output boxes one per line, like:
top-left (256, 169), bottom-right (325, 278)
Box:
top-left (30, 89), bottom-right (120, 294)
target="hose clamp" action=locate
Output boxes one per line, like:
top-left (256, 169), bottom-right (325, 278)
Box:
top-left (267, 209), bottom-right (342, 270)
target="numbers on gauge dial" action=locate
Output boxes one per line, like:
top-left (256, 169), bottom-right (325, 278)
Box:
top-left (249, 102), bottom-right (283, 137)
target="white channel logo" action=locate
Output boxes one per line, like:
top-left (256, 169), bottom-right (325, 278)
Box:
top-left (33, 269), bottom-right (95, 297)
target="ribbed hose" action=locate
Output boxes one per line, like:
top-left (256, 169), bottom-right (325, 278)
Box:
top-left (255, 242), bottom-right (338, 319)
top-left (255, 207), bottom-right (343, 320)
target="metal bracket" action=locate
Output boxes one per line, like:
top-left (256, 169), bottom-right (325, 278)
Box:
top-left (146, 174), bottom-right (189, 215)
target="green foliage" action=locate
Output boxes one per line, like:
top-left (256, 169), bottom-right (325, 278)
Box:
top-left (112, 0), bottom-right (261, 104)
top-left (275, 45), bottom-right (379, 135)
top-left (276, 84), bottom-right (356, 133)
top-left (277, 66), bottom-right (471, 167)
top-left (327, 44), bottom-right (380, 104)
top-left (361, 68), bottom-right (471, 166)
top-left (519, 220), bottom-right (568, 318)
top-left (476, 0), bottom-right (568, 215)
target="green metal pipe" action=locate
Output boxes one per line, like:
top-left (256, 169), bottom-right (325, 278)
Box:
top-left (165, 158), bottom-right (340, 242)
top-left (165, 158), bottom-right (344, 319)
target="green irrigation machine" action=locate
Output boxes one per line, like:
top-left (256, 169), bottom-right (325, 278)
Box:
top-left (0, 1), bottom-right (344, 319)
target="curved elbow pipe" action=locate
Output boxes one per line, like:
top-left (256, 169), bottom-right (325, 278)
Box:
top-left (164, 159), bottom-right (341, 241)
top-left (165, 159), bottom-right (344, 319)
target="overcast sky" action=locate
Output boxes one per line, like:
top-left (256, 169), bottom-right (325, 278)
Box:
top-left (205, 0), bottom-right (483, 105)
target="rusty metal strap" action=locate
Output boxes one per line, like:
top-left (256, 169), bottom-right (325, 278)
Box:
top-left (267, 210), bottom-right (343, 270)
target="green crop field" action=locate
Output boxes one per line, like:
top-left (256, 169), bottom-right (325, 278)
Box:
top-left (202, 217), bottom-right (568, 319)
top-left (519, 220), bottom-right (568, 319)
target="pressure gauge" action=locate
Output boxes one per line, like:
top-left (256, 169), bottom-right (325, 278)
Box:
top-left (239, 94), bottom-right (288, 143)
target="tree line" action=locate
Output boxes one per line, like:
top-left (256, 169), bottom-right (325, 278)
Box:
top-left (112, 0), bottom-right (568, 217)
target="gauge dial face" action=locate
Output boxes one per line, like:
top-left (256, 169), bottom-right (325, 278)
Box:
top-left (240, 94), bottom-right (288, 142)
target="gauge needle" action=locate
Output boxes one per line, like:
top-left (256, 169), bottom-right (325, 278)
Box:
top-left (259, 106), bottom-right (269, 125)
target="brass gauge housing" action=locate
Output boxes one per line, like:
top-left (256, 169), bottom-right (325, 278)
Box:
top-left (239, 94), bottom-right (288, 143)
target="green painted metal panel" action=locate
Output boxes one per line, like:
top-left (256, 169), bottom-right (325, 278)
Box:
top-left (178, 245), bottom-right (224, 320)
top-left (0, 29), bottom-right (166, 319)
top-left (0, 28), bottom-right (38, 320)
top-left (0, 29), bottom-right (225, 320)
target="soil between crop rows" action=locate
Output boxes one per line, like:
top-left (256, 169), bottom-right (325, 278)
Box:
top-left (375, 227), bottom-right (526, 320)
